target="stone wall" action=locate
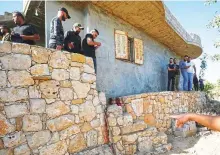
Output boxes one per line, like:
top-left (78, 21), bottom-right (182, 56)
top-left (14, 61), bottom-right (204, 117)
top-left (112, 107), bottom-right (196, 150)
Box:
top-left (106, 91), bottom-right (206, 154)
top-left (0, 42), bottom-right (109, 155)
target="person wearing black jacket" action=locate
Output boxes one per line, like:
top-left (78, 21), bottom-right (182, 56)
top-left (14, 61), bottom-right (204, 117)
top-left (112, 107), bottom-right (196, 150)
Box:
top-left (64, 23), bottom-right (84, 53)
top-left (193, 74), bottom-right (199, 91)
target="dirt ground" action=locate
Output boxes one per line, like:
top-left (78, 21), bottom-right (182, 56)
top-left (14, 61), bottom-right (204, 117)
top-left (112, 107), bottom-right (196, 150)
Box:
top-left (162, 131), bottom-right (220, 155)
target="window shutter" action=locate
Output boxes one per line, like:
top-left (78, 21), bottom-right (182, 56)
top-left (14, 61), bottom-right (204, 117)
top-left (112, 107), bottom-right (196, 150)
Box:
top-left (134, 38), bottom-right (144, 65)
top-left (115, 30), bottom-right (129, 60)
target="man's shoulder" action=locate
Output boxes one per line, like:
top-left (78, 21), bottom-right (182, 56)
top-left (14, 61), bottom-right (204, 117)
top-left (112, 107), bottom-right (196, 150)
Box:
top-left (85, 33), bottom-right (93, 38)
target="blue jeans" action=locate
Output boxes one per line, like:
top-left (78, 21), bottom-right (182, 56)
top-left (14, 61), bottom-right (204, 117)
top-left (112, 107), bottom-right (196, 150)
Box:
top-left (188, 73), bottom-right (193, 91)
top-left (181, 71), bottom-right (188, 91)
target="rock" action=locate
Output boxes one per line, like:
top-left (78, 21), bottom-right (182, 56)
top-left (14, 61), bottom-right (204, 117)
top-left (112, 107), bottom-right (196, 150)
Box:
top-left (46, 101), bottom-right (70, 119)
top-left (59, 125), bottom-right (80, 140)
top-left (31, 64), bottom-right (50, 76)
top-left (123, 113), bottom-right (133, 126)
top-left (22, 115), bottom-right (42, 132)
top-left (14, 144), bottom-right (31, 155)
top-left (69, 67), bottom-right (80, 80)
top-left (79, 101), bottom-right (96, 122)
top-left (107, 117), bottom-right (117, 127)
top-left (52, 69), bottom-right (69, 81)
top-left (91, 119), bottom-right (101, 128)
top-left (12, 43), bottom-right (30, 54)
top-left (30, 99), bottom-right (46, 114)
top-left (112, 127), bottom-right (121, 136)
top-left (39, 80), bottom-right (59, 99)
top-left (96, 105), bottom-right (103, 114)
top-left (86, 130), bottom-right (98, 147)
top-left (0, 113), bottom-right (15, 136)
top-left (144, 114), bottom-right (156, 126)
top-left (99, 92), bottom-right (106, 105)
top-left (0, 41), bottom-right (11, 53)
top-left (49, 51), bottom-right (69, 69)
top-left (81, 122), bottom-right (92, 132)
top-left (31, 46), bottom-right (51, 63)
top-left (85, 57), bottom-right (94, 68)
top-left (3, 131), bottom-right (26, 147)
top-left (0, 138), bottom-right (4, 149)
top-left (72, 81), bottom-right (90, 98)
top-left (70, 105), bottom-right (79, 114)
top-left (93, 96), bottom-right (100, 106)
top-left (46, 115), bottom-right (74, 132)
top-left (27, 130), bottom-right (51, 149)
top-left (39, 140), bottom-right (67, 155)
top-left (0, 71), bottom-right (7, 87)
top-left (0, 54), bottom-right (31, 70)
top-left (138, 140), bottom-right (153, 153)
top-left (107, 104), bottom-right (122, 116)
top-left (59, 88), bottom-right (74, 101)
top-left (0, 87), bottom-right (28, 102)
top-left (81, 73), bottom-right (96, 83)
top-left (29, 86), bottom-right (41, 98)
top-left (131, 98), bottom-right (143, 117)
top-left (4, 104), bottom-right (28, 118)
top-left (70, 62), bottom-right (83, 67)
top-left (48, 132), bottom-right (59, 145)
top-left (71, 99), bottom-right (84, 105)
top-left (71, 53), bottom-right (85, 63)
top-left (8, 71), bottom-right (34, 86)
top-left (121, 121), bottom-right (147, 134)
top-left (60, 80), bottom-right (72, 88)
top-left (68, 134), bottom-right (86, 153)
top-left (122, 134), bottom-right (138, 145)
top-left (117, 116), bottom-right (124, 126)
top-left (15, 117), bottom-right (23, 131)
top-left (83, 64), bottom-right (95, 74)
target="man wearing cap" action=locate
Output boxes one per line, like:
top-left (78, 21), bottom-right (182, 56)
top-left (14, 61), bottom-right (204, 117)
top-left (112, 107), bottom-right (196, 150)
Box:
top-left (0, 25), bottom-right (11, 41)
top-left (11, 11), bottom-right (40, 45)
top-left (64, 23), bottom-right (84, 53)
top-left (49, 7), bottom-right (71, 50)
top-left (82, 29), bottom-right (101, 73)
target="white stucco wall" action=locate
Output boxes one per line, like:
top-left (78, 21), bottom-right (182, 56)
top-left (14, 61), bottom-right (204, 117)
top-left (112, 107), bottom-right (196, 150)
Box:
top-left (45, 2), bottom-right (183, 98)
top-left (45, 1), bottom-right (85, 47)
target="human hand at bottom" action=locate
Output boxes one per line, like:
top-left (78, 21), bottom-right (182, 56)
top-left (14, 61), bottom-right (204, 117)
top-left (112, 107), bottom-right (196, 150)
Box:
top-left (170, 114), bottom-right (191, 128)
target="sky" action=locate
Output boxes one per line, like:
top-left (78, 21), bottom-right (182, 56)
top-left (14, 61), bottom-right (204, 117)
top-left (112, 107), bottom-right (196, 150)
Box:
top-left (0, 1), bottom-right (219, 83)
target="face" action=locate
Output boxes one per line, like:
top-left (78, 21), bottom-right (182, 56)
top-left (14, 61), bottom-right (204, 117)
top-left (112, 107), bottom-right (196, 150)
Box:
top-left (174, 59), bottom-right (177, 63)
top-left (188, 57), bottom-right (191, 61)
top-left (74, 27), bottom-right (81, 33)
top-left (61, 11), bottom-right (68, 21)
top-left (92, 31), bottom-right (98, 39)
top-left (184, 56), bottom-right (188, 61)
top-left (0, 28), bottom-right (7, 35)
top-left (12, 13), bottom-right (20, 25)
top-left (169, 59), bottom-right (173, 63)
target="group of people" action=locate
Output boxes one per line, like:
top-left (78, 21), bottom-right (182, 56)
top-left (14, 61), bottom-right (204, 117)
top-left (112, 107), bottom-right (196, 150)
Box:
top-left (0, 7), bottom-right (101, 73)
top-left (167, 55), bottom-right (204, 91)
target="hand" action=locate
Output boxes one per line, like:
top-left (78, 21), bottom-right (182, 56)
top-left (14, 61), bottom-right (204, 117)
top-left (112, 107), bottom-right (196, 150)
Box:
top-left (68, 43), bottom-right (74, 49)
top-left (20, 35), bottom-right (26, 40)
top-left (96, 42), bottom-right (101, 46)
top-left (56, 45), bottom-right (63, 50)
top-left (170, 114), bottom-right (191, 128)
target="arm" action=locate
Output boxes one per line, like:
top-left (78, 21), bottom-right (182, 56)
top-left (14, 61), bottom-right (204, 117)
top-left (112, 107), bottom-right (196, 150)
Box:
top-left (20, 34), bottom-right (40, 41)
top-left (170, 113), bottom-right (220, 131)
top-left (54, 19), bottom-right (63, 47)
top-left (87, 37), bottom-right (101, 46)
top-left (167, 67), bottom-right (175, 71)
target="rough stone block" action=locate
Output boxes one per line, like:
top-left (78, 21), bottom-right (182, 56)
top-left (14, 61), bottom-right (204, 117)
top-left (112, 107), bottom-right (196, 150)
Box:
top-left (4, 104), bottom-right (28, 118)
top-left (46, 115), bottom-right (75, 132)
top-left (3, 131), bottom-right (26, 148)
top-left (131, 98), bottom-right (144, 117)
top-left (68, 134), bottom-right (86, 153)
top-left (81, 73), bottom-right (96, 84)
top-left (49, 51), bottom-right (69, 69)
top-left (81, 122), bottom-right (92, 133)
top-left (0, 71), bottom-right (7, 87)
top-left (85, 57), bottom-right (94, 68)
top-left (72, 81), bottom-right (90, 99)
top-left (39, 140), bottom-right (67, 155)
top-left (86, 130), bottom-right (98, 147)
top-left (0, 113), bottom-right (15, 136)
top-left (144, 114), bottom-right (156, 126)
top-left (30, 99), bottom-right (46, 114)
top-left (27, 130), bottom-right (51, 149)
top-left (69, 67), bottom-right (80, 80)
top-left (46, 101), bottom-right (70, 119)
top-left (71, 99), bottom-right (84, 105)
top-left (29, 86), bottom-right (41, 98)
top-left (59, 88), bottom-right (73, 101)
top-left (60, 80), bottom-right (72, 88)
top-left (83, 64), bottom-right (95, 74)
top-left (14, 144), bottom-right (31, 155)
top-left (39, 80), bottom-right (59, 99)
top-left (79, 101), bottom-right (96, 122)
top-left (0, 54), bottom-right (31, 70)
top-left (0, 41), bottom-right (11, 53)
top-left (12, 43), bottom-right (30, 54)
top-left (52, 69), bottom-right (69, 81)
top-left (31, 46), bottom-right (51, 63)
top-left (8, 71), bottom-right (34, 87)
top-left (71, 53), bottom-right (85, 63)
top-left (22, 115), bottom-right (42, 132)
top-left (31, 64), bottom-right (50, 76)
top-left (0, 149), bottom-right (13, 155)
top-left (59, 125), bottom-right (80, 140)
top-left (122, 134), bottom-right (138, 145)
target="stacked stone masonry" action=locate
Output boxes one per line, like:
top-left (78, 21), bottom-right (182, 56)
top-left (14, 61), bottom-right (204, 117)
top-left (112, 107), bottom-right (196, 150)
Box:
top-left (0, 42), bottom-right (109, 155)
top-left (107, 91), bottom-right (206, 154)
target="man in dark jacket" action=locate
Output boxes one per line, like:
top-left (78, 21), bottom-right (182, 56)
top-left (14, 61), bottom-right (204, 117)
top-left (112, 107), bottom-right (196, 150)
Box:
top-left (64, 23), bottom-right (84, 53)
top-left (49, 7), bottom-right (71, 50)
top-left (11, 11), bottom-right (40, 45)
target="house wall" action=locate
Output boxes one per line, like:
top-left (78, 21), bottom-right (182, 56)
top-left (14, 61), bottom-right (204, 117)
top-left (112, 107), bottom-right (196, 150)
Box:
top-left (45, 2), bottom-right (183, 99)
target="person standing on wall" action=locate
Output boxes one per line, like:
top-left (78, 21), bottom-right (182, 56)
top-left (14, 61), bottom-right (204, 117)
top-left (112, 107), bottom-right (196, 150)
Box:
top-left (82, 29), bottom-right (101, 73)
top-left (64, 23), bottom-right (84, 54)
top-left (179, 55), bottom-right (190, 91)
top-left (11, 11), bottom-right (40, 45)
top-left (186, 57), bottom-right (196, 91)
top-left (49, 7), bottom-right (71, 50)
top-left (174, 58), bottom-right (180, 91)
top-left (167, 58), bottom-right (176, 91)
top-left (0, 25), bottom-right (11, 41)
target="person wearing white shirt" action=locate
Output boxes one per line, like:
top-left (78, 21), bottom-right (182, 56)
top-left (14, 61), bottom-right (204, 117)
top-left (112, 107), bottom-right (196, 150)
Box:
top-left (186, 57), bottom-right (196, 91)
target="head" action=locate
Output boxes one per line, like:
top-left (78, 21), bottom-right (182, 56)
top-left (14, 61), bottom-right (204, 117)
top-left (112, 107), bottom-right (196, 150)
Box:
top-left (58, 7), bottom-right (71, 21)
top-left (188, 57), bottom-right (191, 62)
top-left (12, 11), bottom-right (25, 25)
top-left (90, 29), bottom-right (99, 39)
top-left (73, 23), bottom-right (84, 34)
top-left (169, 58), bottom-right (173, 63)
top-left (173, 58), bottom-right (177, 64)
top-left (0, 25), bottom-right (9, 35)
top-left (184, 55), bottom-right (188, 61)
